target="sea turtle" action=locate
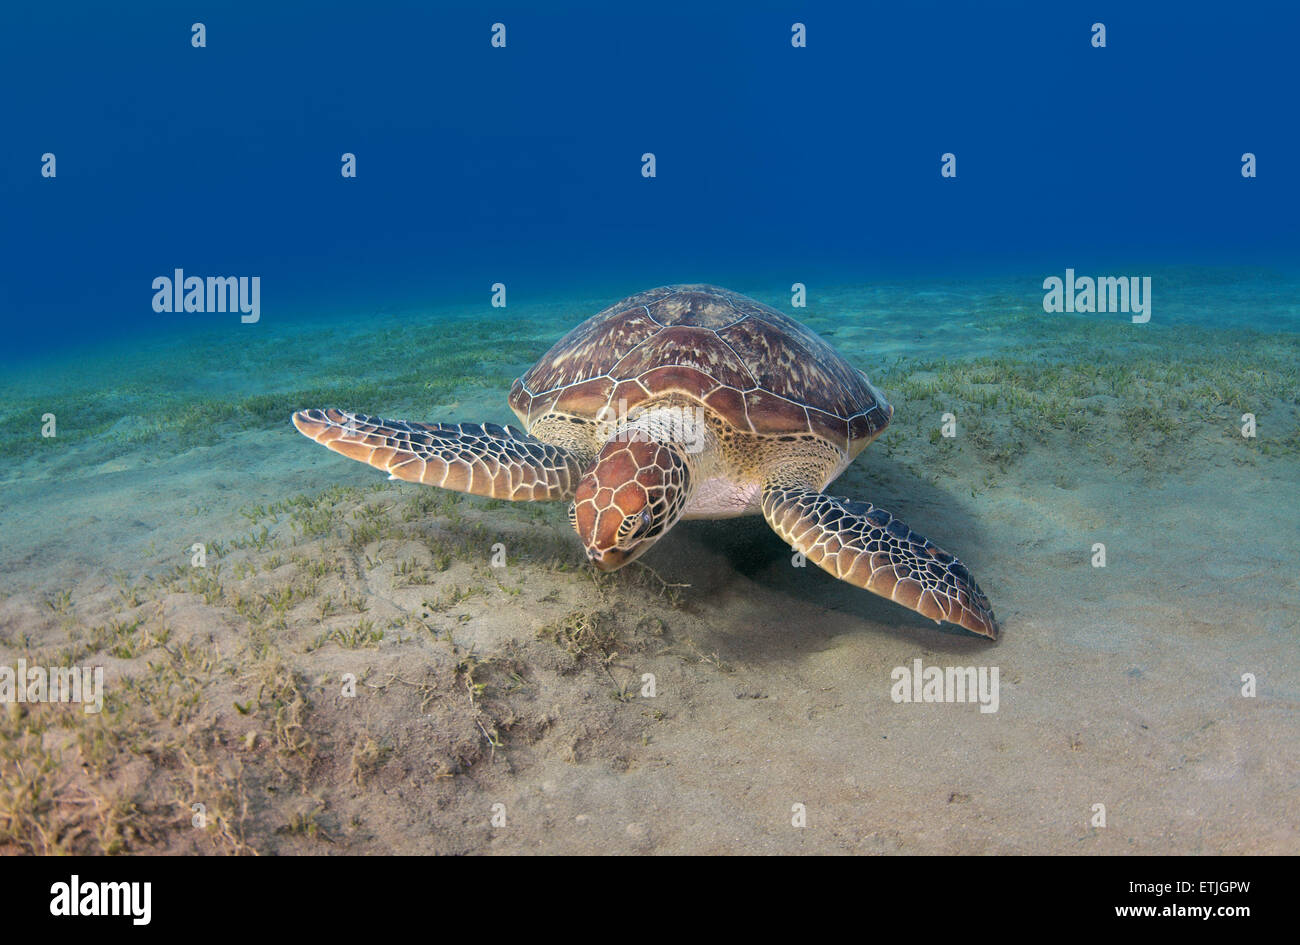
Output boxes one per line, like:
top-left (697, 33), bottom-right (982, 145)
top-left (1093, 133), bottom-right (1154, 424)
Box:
top-left (292, 285), bottom-right (998, 638)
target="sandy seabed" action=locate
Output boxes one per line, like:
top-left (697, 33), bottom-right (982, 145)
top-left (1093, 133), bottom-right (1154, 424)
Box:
top-left (1, 275), bottom-right (1297, 854)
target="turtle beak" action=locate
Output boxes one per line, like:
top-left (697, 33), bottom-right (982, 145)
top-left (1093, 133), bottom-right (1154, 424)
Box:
top-left (586, 546), bottom-right (630, 571)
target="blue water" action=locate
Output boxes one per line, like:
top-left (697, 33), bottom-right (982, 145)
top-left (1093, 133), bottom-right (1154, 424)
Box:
top-left (2, 1), bottom-right (1298, 357)
top-left (3, 3), bottom-right (1300, 855)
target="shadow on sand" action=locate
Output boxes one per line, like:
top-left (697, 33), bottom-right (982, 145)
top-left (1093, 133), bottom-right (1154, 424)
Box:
top-left (642, 452), bottom-right (1004, 662)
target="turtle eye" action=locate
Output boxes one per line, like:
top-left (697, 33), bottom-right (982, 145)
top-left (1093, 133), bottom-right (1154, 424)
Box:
top-left (617, 508), bottom-right (656, 545)
top-left (633, 508), bottom-right (654, 538)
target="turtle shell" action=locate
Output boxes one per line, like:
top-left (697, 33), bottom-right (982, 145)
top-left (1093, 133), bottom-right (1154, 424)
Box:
top-left (508, 285), bottom-right (891, 452)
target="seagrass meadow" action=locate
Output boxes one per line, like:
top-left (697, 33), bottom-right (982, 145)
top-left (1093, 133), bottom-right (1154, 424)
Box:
top-left (4, 0), bottom-right (1300, 859)
top-left (1, 271), bottom-right (1297, 854)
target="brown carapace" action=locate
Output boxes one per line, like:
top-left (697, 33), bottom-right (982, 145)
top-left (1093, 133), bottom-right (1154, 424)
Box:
top-left (293, 285), bottom-right (999, 638)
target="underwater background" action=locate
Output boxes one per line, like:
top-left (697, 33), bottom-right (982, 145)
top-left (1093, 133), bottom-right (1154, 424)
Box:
top-left (0, 1), bottom-right (1297, 854)
top-left (4, 1), bottom-right (1299, 351)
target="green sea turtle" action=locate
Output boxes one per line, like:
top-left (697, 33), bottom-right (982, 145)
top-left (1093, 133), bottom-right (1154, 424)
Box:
top-left (293, 285), bottom-right (998, 638)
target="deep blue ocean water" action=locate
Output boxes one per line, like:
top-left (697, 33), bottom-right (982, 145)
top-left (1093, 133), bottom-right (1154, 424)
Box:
top-left (2, 1), bottom-right (1297, 359)
top-left (2, 3), bottom-right (1300, 858)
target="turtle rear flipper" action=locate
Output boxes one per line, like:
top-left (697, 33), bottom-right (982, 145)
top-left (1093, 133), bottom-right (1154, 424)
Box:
top-left (761, 485), bottom-right (998, 639)
top-left (292, 408), bottom-right (586, 501)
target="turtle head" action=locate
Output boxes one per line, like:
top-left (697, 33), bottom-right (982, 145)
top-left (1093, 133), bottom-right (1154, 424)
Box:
top-left (569, 435), bottom-right (691, 570)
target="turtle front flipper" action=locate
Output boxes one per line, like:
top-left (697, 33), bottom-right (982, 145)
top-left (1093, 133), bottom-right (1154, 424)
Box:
top-left (761, 485), bottom-right (998, 639)
top-left (292, 408), bottom-right (587, 501)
